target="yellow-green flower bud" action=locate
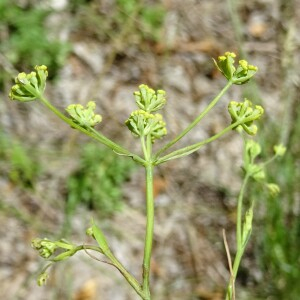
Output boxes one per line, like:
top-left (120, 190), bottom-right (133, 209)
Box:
top-left (233, 60), bottom-right (258, 85)
top-left (37, 272), bottom-right (49, 286)
top-left (242, 140), bottom-right (267, 181)
top-left (134, 84), bottom-right (166, 112)
top-left (266, 183), bottom-right (280, 197)
top-left (31, 238), bottom-right (43, 250)
top-left (251, 165), bottom-right (265, 182)
top-left (125, 110), bottom-right (167, 142)
top-left (213, 52), bottom-right (236, 81)
top-left (66, 101), bottom-right (102, 129)
top-left (86, 227), bottom-right (94, 237)
top-left (228, 99), bottom-right (264, 135)
top-left (213, 52), bottom-right (258, 84)
top-left (245, 140), bottom-right (261, 164)
top-left (149, 113), bottom-right (168, 142)
top-left (274, 144), bottom-right (286, 157)
top-left (9, 65), bottom-right (48, 102)
top-left (31, 238), bottom-right (58, 259)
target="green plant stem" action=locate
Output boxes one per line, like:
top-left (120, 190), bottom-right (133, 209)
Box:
top-left (226, 247), bottom-right (244, 300)
top-left (104, 249), bottom-right (145, 299)
top-left (75, 244), bottom-right (104, 253)
top-left (154, 81), bottom-right (233, 159)
top-left (38, 95), bottom-right (145, 165)
top-left (142, 135), bottom-right (154, 300)
top-left (226, 173), bottom-right (250, 300)
top-left (236, 174), bottom-right (249, 250)
top-left (141, 136), bottom-right (149, 161)
top-left (155, 121), bottom-right (239, 165)
top-left (142, 164), bottom-right (154, 300)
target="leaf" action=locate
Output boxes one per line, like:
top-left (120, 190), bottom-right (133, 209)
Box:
top-left (91, 221), bottom-right (109, 253)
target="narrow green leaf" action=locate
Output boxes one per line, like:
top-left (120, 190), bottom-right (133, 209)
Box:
top-left (92, 222), bottom-right (110, 252)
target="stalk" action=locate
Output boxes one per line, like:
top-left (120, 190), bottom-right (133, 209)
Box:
top-left (142, 135), bottom-right (154, 300)
top-left (225, 173), bottom-right (250, 300)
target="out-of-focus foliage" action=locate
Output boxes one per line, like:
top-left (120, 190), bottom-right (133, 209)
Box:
top-left (72, 0), bottom-right (166, 45)
top-left (66, 142), bottom-right (136, 218)
top-left (0, 131), bottom-right (40, 188)
top-left (253, 107), bottom-right (300, 299)
top-left (0, 0), bottom-right (70, 82)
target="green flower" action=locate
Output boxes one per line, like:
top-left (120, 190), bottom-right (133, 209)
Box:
top-left (274, 144), bottom-right (286, 157)
top-left (9, 65), bottom-right (48, 101)
top-left (249, 164), bottom-right (266, 182)
top-left (214, 52), bottom-right (258, 84)
top-left (134, 84), bottom-right (166, 113)
top-left (66, 101), bottom-right (102, 128)
top-left (267, 183), bottom-right (280, 197)
top-left (125, 110), bottom-right (167, 142)
top-left (244, 139), bottom-right (261, 164)
top-left (31, 238), bottom-right (58, 259)
top-left (86, 227), bottom-right (94, 237)
top-left (37, 272), bottom-right (49, 286)
top-left (228, 99), bottom-right (264, 135)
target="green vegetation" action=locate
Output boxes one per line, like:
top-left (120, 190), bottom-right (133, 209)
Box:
top-left (255, 117), bottom-right (300, 299)
top-left (66, 142), bottom-right (135, 217)
top-left (73, 0), bottom-right (166, 44)
top-left (0, 0), bottom-right (70, 83)
top-left (0, 131), bottom-right (40, 188)
top-left (9, 52), bottom-right (280, 300)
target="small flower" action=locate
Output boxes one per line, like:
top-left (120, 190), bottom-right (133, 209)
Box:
top-left (134, 84), bottom-right (166, 113)
top-left (86, 227), bottom-right (94, 237)
top-left (37, 272), bottom-right (49, 286)
top-left (31, 238), bottom-right (58, 259)
top-left (250, 164), bottom-right (265, 182)
top-left (214, 52), bottom-right (237, 81)
top-left (9, 65), bottom-right (48, 101)
top-left (125, 110), bottom-right (167, 142)
top-left (234, 60), bottom-right (258, 84)
top-left (214, 52), bottom-right (258, 84)
top-left (228, 99), bottom-right (264, 135)
top-left (266, 183), bottom-right (280, 197)
top-left (245, 139), bottom-right (261, 164)
top-left (243, 140), bottom-right (265, 181)
top-left (66, 101), bottom-right (102, 129)
top-left (274, 144), bottom-right (286, 157)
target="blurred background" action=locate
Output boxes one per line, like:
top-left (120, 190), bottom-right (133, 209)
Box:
top-left (0, 0), bottom-right (299, 299)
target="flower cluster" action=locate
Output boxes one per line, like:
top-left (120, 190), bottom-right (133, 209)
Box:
top-left (243, 139), bottom-right (265, 181)
top-left (9, 65), bottom-right (48, 101)
top-left (66, 101), bottom-right (102, 129)
top-left (228, 99), bottom-right (264, 135)
top-left (31, 238), bottom-right (76, 261)
top-left (134, 84), bottom-right (166, 112)
top-left (31, 238), bottom-right (58, 259)
top-left (126, 85), bottom-right (167, 143)
top-left (37, 272), bottom-right (49, 287)
top-left (126, 110), bottom-right (167, 142)
top-left (243, 140), bottom-right (286, 197)
top-left (214, 52), bottom-right (258, 84)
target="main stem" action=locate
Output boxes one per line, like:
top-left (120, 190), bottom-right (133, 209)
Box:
top-left (142, 136), bottom-right (154, 300)
top-left (236, 174), bottom-right (249, 250)
top-left (226, 173), bottom-right (250, 300)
